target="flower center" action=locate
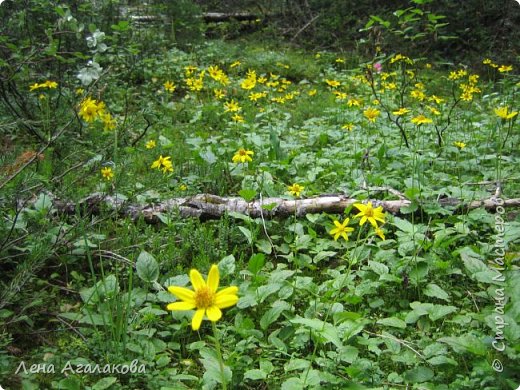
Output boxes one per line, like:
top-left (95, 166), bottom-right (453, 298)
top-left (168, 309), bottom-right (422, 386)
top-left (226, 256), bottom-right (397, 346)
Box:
top-left (364, 208), bottom-right (374, 217)
top-left (238, 149), bottom-right (247, 156)
top-left (195, 287), bottom-right (215, 309)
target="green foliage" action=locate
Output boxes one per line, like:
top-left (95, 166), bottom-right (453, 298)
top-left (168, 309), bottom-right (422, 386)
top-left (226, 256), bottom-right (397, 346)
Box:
top-left (0, 1), bottom-right (519, 389)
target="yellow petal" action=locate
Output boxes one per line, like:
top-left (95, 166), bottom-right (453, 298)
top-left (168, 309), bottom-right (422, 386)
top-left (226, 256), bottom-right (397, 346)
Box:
top-left (168, 286), bottom-right (196, 303)
top-left (190, 269), bottom-right (206, 290)
top-left (167, 301), bottom-right (196, 311)
top-left (207, 265), bottom-right (220, 293)
top-left (206, 305), bottom-right (222, 321)
top-left (191, 309), bottom-right (205, 331)
top-left (216, 286), bottom-right (238, 298)
top-left (215, 293), bottom-right (239, 309)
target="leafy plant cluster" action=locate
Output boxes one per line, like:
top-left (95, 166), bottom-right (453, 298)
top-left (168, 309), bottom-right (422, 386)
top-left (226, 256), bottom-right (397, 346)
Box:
top-left (0, 1), bottom-right (519, 389)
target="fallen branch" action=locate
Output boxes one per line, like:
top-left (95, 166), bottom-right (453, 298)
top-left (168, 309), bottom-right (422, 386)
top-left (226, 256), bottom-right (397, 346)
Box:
top-left (50, 193), bottom-right (520, 224)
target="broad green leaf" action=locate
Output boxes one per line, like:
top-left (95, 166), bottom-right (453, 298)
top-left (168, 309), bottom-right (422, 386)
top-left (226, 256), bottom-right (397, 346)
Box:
top-left (243, 368), bottom-right (267, 381)
top-left (423, 283), bottom-right (450, 301)
top-left (136, 251), bottom-right (159, 283)
top-left (428, 305), bottom-right (457, 321)
top-left (438, 334), bottom-right (487, 355)
top-left (248, 253), bottom-right (265, 274)
top-left (377, 317), bottom-right (407, 329)
top-left (255, 239), bottom-right (272, 254)
top-left (368, 260), bottom-right (389, 276)
top-left (92, 377), bottom-right (117, 390)
top-left (239, 188), bottom-right (257, 202)
top-left (403, 366), bottom-right (434, 383)
top-left (290, 317), bottom-right (343, 348)
top-left (238, 226), bottom-right (253, 244)
top-left (218, 254), bottom-right (236, 277)
top-left (260, 300), bottom-right (290, 330)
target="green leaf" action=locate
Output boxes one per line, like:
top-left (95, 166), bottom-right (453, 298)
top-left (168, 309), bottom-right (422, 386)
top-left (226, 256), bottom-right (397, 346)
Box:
top-left (260, 300), bottom-right (290, 330)
top-left (200, 348), bottom-right (232, 387)
top-left (218, 254), bottom-right (235, 277)
top-left (427, 355), bottom-right (458, 366)
top-left (403, 366), bottom-right (434, 383)
top-left (243, 368), bottom-right (267, 381)
top-left (428, 305), bottom-right (457, 321)
top-left (136, 251), bottom-right (159, 283)
top-left (239, 188), bottom-right (257, 202)
top-left (368, 260), bottom-right (389, 276)
top-left (438, 334), bottom-right (487, 355)
top-left (377, 317), bottom-right (407, 329)
top-left (92, 377), bottom-right (118, 390)
top-left (238, 226), bottom-right (253, 244)
top-left (290, 317), bottom-right (343, 348)
top-left (281, 377), bottom-right (306, 390)
top-left (255, 239), bottom-right (272, 254)
top-left (248, 253), bottom-right (265, 274)
top-left (423, 283), bottom-right (450, 301)
top-left (57, 377), bottom-right (81, 390)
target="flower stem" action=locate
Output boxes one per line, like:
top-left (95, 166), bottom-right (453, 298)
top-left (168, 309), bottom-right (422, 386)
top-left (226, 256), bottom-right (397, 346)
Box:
top-left (211, 321), bottom-right (227, 390)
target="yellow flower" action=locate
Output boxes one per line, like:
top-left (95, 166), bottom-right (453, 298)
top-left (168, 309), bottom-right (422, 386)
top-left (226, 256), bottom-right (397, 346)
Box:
top-left (325, 79), bottom-right (340, 88)
top-left (231, 114), bottom-right (244, 123)
top-left (42, 80), bottom-right (58, 89)
top-left (308, 89), bottom-right (317, 96)
top-left (411, 114), bottom-right (433, 125)
top-left (393, 107), bottom-right (410, 116)
top-left (101, 167), bottom-right (114, 181)
top-left (76, 88), bottom-right (85, 95)
top-left (287, 183), bottom-right (304, 197)
top-left (232, 148), bottom-right (254, 163)
top-left (164, 81), bottom-right (176, 92)
top-left (145, 140), bottom-right (156, 149)
top-left (335, 58), bottom-right (345, 63)
top-left (29, 83), bottom-right (42, 91)
top-left (166, 265), bottom-right (239, 331)
top-left (249, 92), bottom-right (267, 102)
top-left (101, 112), bottom-right (116, 131)
top-left (334, 91), bottom-right (347, 101)
top-left (428, 95), bottom-right (444, 104)
top-left (230, 60), bottom-right (241, 68)
top-left (347, 98), bottom-right (362, 107)
top-left (151, 155), bottom-right (173, 173)
top-left (329, 219), bottom-right (354, 241)
top-left (353, 202), bottom-right (385, 228)
top-left (498, 65), bottom-right (513, 73)
top-left (184, 65), bottom-right (198, 76)
top-left (494, 106), bottom-right (518, 120)
top-left (342, 123), bottom-right (355, 131)
top-left (214, 89), bottom-right (226, 99)
top-left (224, 99), bottom-right (241, 113)
top-left (454, 141), bottom-right (466, 149)
top-left (240, 77), bottom-right (256, 90)
top-left (410, 89), bottom-right (426, 101)
top-left (179, 184), bottom-right (188, 191)
top-left (363, 107), bottom-right (380, 122)
top-left (482, 58), bottom-right (493, 65)
top-left (79, 97), bottom-right (103, 122)
top-left (374, 227), bottom-right (386, 240)
top-left (427, 106), bottom-right (441, 116)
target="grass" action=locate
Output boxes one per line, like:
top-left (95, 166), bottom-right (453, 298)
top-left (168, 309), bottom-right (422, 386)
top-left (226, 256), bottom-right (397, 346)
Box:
top-left (0, 36), bottom-right (519, 389)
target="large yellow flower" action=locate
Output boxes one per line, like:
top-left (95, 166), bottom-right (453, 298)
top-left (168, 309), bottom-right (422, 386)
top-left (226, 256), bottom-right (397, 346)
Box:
top-left (167, 265), bottom-right (239, 331)
top-left (353, 202), bottom-right (385, 228)
top-left (329, 218), bottom-right (354, 241)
